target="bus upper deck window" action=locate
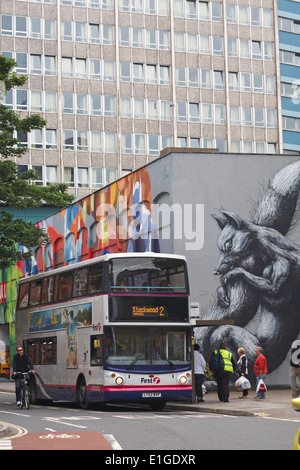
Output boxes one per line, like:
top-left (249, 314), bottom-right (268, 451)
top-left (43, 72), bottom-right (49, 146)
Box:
top-left (41, 276), bottom-right (55, 304)
top-left (18, 283), bottom-right (30, 308)
top-left (88, 264), bottom-right (103, 294)
top-left (29, 280), bottom-right (42, 306)
top-left (73, 268), bottom-right (88, 297)
top-left (58, 272), bottom-right (73, 300)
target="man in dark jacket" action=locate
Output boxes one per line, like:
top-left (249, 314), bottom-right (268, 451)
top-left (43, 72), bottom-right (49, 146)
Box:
top-left (12, 346), bottom-right (35, 406)
top-left (290, 340), bottom-right (300, 398)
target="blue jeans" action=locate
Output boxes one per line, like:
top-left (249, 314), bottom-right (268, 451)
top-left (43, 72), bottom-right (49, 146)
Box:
top-left (256, 374), bottom-right (267, 398)
top-left (15, 374), bottom-right (31, 403)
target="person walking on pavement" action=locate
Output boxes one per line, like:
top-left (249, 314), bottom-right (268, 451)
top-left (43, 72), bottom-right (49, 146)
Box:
top-left (236, 347), bottom-right (249, 398)
top-left (290, 340), bottom-right (300, 398)
top-left (254, 346), bottom-right (267, 399)
top-left (210, 341), bottom-right (235, 402)
top-left (12, 346), bottom-right (35, 406)
top-left (194, 344), bottom-right (206, 402)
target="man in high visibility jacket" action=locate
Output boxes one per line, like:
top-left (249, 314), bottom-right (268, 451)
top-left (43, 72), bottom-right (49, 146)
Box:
top-left (210, 342), bottom-right (236, 402)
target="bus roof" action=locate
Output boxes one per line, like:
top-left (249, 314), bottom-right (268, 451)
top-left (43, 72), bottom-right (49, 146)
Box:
top-left (19, 252), bottom-right (187, 284)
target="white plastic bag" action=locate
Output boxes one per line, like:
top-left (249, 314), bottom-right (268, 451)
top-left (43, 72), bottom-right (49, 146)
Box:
top-left (235, 376), bottom-right (251, 391)
top-left (256, 378), bottom-right (267, 394)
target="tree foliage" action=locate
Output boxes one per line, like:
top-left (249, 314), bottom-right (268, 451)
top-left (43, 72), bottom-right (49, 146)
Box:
top-left (0, 55), bottom-right (74, 270)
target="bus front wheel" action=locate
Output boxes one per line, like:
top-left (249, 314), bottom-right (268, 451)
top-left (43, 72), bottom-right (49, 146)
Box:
top-left (76, 376), bottom-right (90, 410)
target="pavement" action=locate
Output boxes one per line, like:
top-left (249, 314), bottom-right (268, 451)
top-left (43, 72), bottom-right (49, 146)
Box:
top-left (0, 380), bottom-right (299, 439)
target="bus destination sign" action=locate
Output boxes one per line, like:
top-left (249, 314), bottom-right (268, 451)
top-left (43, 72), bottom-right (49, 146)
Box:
top-left (132, 305), bottom-right (167, 318)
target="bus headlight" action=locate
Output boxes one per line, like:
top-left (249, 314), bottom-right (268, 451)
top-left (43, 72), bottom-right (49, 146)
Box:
top-left (179, 375), bottom-right (187, 385)
top-left (115, 376), bottom-right (124, 385)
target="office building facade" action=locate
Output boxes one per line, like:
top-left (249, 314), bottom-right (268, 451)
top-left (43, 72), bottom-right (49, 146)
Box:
top-left (0, 0), bottom-right (299, 197)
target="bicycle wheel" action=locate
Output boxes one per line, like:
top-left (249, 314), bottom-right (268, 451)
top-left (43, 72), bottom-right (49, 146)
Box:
top-left (20, 385), bottom-right (24, 409)
top-left (24, 385), bottom-right (30, 410)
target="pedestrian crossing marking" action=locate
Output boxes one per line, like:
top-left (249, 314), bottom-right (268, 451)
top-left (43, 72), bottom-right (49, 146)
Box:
top-left (0, 439), bottom-right (12, 450)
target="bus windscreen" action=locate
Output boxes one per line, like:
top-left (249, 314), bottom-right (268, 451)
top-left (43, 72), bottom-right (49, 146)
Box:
top-left (109, 257), bottom-right (188, 294)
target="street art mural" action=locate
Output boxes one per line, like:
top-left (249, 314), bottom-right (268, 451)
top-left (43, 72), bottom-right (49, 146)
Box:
top-left (20, 167), bottom-right (159, 277)
top-left (1, 154), bottom-right (300, 384)
top-left (0, 167), bottom-right (159, 349)
top-left (197, 160), bottom-right (300, 381)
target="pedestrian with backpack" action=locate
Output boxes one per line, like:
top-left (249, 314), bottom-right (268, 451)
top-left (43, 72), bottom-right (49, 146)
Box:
top-left (209, 341), bottom-right (236, 402)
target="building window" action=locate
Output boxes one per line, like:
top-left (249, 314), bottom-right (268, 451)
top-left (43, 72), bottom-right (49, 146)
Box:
top-left (78, 168), bottom-right (89, 187)
top-left (30, 18), bottom-right (41, 39)
top-left (44, 19), bottom-right (56, 40)
top-left (32, 166), bottom-right (43, 186)
top-left (31, 129), bottom-right (43, 149)
top-left (92, 168), bottom-right (103, 188)
top-left (254, 108), bottom-right (264, 127)
top-left (76, 94), bottom-right (88, 114)
top-left (16, 53), bottom-right (28, 74)
top-left (252, 41), bottom-right (262, 60)
top-left (214, 70), bottom-right (224, 90)
top-left (45, 92), bottom-right (57, 112)
top-left (46, 166), bottom-right (57, 185)
top-left (91, 131), bottom-right (102, 152)
top-left (62, 57), bottom-right (73, 77)
top-left (89, 24), bottom-right (100, 43)
top-left (90, 95), bottom-right (101, 116)
top-left (121, 133), bottom-right (132, 154)
top-left (63, 130), bottom-right (74, 150)
top-left (63, 93), bottom-right (74, 114)
top-left (30, 55), bottom-right (42, 75)
top-left (177, 102), bottom-right (187, 122)
top-left (77, 131), bottom-right (88, 151)
top-left (16, 90), bottom-right (27, 111)
top-left (64, 167), bottom-right (75, 187)
top-left (160, 65), bottom-right (170, 85)
top-left (75, 22), bottom-right (86, 42)
top-left (75, 59), bottom-right (87, 79)
top-left (44, 56), bottom-right (56, 76)
top-left (1, 15), bottom-right (13, 35)
top-left (31, 91), bottom-right (42, 112)
top-left (62, 21), bottom-right (72, 41)
top-left (46, 129), bottom-right (57, 149)
top-left (16, 16), bottom-right (27, 37)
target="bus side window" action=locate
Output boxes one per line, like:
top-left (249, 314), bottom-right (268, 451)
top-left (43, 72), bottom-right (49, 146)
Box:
top-left (29, 280), bottom-right (42, 306)
top-left (58, 272), bottom-right (73, 300)
top-left (88, 264), bottom-right (103, 294)
top-left (53, 275), bottom-right (59, 301)
top-left (90, 335), bottom-right (103, 366)
top-left (18, 283), bottom-right (30, 309)
top-left (73, 268), bottom-right (88, 297)
top-left (41, 337), bottom-right (57, 364)
top-left (26, 339), bottom-right (40, 364)
top-left (41, 276), bottom-right (55, 304)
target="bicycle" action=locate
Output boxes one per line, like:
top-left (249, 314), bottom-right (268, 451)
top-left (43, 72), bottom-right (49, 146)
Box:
top-left (16, 371), bottom-right (32, 410)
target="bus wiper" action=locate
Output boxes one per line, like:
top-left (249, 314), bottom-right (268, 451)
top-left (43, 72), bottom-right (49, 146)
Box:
top-left (127, 350), bottom-right (146, 370)
top-left (155, 348), bottom-right (175, 369)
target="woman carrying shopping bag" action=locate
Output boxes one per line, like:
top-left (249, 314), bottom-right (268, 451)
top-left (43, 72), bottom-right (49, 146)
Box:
top-left (254, 347), bottom-right (268, 399)
top-left (236, 348), bottom-right (250, 398)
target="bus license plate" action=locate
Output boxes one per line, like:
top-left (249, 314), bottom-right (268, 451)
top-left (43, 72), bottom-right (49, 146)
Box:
top-left (142, 392), bottom-right (162, 398)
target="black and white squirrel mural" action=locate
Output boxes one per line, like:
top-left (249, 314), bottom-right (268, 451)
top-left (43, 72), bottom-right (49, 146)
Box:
top-left (196, 160), bottom-right (300, 381)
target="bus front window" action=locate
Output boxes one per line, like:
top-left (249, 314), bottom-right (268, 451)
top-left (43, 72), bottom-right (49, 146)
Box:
top-left (104, 327), bottom-right (190, 370)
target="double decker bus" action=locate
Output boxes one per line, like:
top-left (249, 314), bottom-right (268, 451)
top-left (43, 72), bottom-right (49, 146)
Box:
top-left (16, 253), bottom-right (192, 410)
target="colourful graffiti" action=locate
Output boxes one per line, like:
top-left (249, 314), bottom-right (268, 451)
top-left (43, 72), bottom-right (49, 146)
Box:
top-left (0, 168), bottom-right (159, 331)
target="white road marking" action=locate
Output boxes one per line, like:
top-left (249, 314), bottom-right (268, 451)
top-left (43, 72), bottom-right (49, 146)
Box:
top-left (104, 434), bottom-right (123, 450)
top-left (0, 439), bottom-right (12, 450)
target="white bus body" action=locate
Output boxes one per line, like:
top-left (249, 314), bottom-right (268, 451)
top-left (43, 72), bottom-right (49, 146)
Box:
top-left (16, 253), bottom-right (192, 410)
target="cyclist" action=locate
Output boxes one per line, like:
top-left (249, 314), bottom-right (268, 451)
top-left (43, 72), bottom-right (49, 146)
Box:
top-left (12, 346), bottom-right (35, 407)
